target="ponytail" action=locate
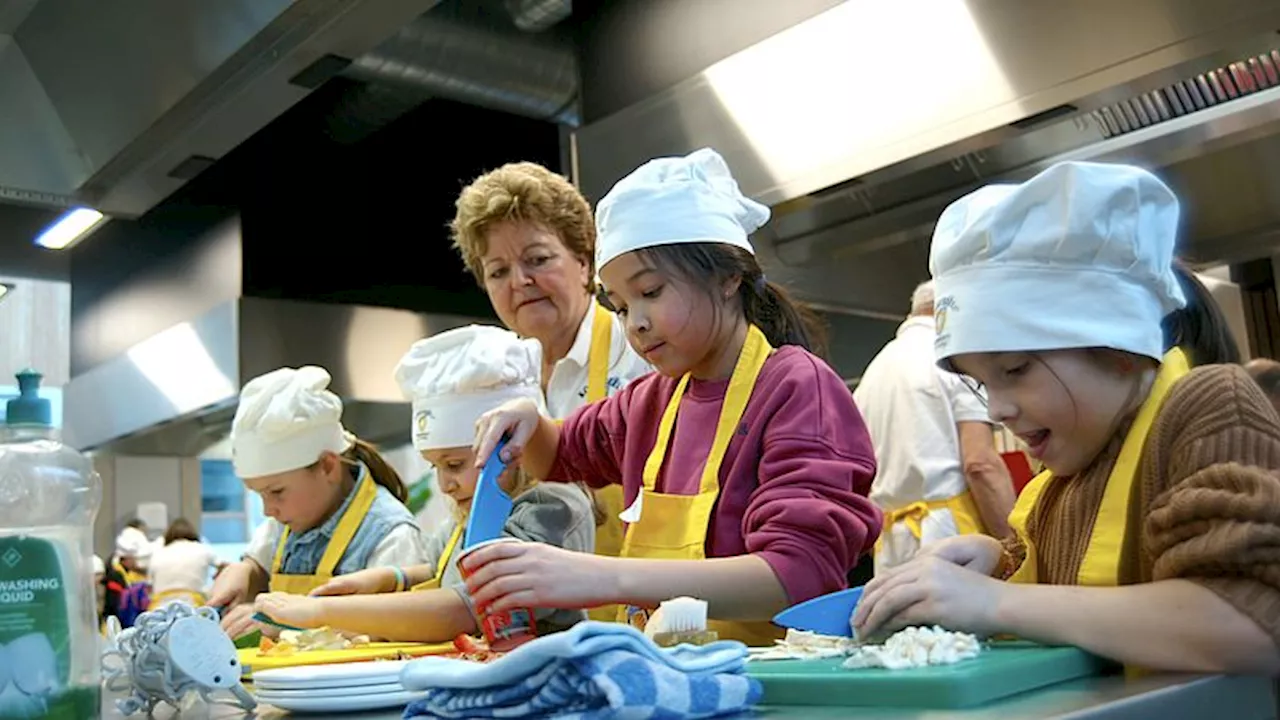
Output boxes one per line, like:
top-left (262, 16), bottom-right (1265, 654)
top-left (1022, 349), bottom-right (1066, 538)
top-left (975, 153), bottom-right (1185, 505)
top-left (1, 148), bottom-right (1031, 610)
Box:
top-left (1162, 260), bottom-right (1242, 367)
top-left (344, 437), bottom-right (409, 503)
top-left (743, 278), bottom-right (829, 358)
top-left (634, 243), bottom-right (829, 358)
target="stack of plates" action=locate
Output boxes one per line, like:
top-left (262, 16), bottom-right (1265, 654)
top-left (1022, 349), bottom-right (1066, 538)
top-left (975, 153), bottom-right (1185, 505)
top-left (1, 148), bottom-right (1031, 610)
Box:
top-left (252, 660), bottom-right (427, 713)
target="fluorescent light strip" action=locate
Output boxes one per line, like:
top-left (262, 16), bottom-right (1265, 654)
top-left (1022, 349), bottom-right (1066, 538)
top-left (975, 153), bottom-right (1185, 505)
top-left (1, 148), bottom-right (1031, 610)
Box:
top-left (35, 208), bottom-right (108, 250)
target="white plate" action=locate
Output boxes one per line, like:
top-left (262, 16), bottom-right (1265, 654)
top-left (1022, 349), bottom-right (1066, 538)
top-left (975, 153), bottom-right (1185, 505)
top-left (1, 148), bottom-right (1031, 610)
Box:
top-left (252, 660), bottom-right (410, 691)
top-left (254, 682), bottom-right (403, 699)
top-left (260, 688), bottom-right (427, 714)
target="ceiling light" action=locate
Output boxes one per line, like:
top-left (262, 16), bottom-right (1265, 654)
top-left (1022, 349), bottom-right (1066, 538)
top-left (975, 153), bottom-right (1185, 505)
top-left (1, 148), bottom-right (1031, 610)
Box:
top-left (35, 207), bottom-right (108, 250)
top-left (0, 283), bottom-right (11, 302)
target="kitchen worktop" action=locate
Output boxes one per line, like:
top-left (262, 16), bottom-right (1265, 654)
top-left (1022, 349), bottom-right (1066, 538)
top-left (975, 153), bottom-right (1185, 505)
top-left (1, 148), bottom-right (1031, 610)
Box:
top-left (101, 672), bottom-right (1277, 719)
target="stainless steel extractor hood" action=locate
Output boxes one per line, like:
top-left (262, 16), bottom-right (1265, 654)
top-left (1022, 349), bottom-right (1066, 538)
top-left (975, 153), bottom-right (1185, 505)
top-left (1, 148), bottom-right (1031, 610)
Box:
top-left (63, 297), bottom-right (486, 456)
top-left (573, 0), bottom-right (1280, 316)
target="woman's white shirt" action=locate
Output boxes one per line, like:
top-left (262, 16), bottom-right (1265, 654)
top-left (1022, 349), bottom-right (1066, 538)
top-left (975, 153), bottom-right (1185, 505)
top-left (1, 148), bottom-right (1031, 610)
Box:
top-left (148, 539), bottom-right (220, 594)
top-left (543, 304), bottom-right (651, 418)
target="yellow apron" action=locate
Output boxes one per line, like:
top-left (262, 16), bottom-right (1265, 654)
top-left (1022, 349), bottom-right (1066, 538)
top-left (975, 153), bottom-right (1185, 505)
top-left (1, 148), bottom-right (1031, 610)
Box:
top-left (148, 588), bottom-right (207, 610)
top-left (270, 472), bottom-right (379, 595)
top-left (616, 325), bottom-right (781, 647)
top-left (411, 524), bottom-right (464, 592)
top-left (113, 559), bottom-right (146, 588)
top-left (585, 301), bottom-right (629, 623)
top-left (875, 490), bottom-right (985, 556)
top-left (1007, 348), bottom-right (1189, 587)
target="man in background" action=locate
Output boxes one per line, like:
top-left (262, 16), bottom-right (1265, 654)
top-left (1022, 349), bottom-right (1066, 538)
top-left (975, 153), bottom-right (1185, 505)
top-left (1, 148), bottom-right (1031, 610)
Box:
top-left (854, 281), bottom-right (1016, 574)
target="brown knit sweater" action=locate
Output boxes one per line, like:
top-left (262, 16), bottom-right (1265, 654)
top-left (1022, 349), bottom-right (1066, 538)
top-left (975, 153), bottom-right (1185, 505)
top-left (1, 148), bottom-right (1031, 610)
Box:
top-left (1007, 363), bottom-right (1280, 646)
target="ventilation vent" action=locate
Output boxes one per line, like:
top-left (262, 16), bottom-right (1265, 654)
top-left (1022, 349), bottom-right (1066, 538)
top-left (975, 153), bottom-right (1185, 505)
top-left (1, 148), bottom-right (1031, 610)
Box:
top-left (1094, 49), bottom-right (1280, 138)
top-left (167, 155), bottom-right (217, 180)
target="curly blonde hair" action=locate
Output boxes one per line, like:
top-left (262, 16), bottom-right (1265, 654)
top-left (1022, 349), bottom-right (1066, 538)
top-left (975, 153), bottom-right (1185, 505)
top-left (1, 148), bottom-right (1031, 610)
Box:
top-left (450, 162), bottom-right (596, 289)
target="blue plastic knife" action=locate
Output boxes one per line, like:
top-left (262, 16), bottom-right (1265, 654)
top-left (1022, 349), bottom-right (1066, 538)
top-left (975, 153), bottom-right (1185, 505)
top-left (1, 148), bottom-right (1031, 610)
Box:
top-left (462, 437), bottom-right (513, 549)
top-left (771, 586), bottom-right (865, 637)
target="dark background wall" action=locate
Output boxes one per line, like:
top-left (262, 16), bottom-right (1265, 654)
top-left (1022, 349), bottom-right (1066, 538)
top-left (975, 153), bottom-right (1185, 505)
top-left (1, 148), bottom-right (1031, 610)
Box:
top-left (69, 78), bottom-right (560, 375)
top-left (68, 0), bottom-right (849, 377)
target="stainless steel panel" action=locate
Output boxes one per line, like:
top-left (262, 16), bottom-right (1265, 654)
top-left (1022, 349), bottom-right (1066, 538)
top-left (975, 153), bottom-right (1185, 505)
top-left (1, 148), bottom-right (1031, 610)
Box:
top-left (0, 37), bottom-right (89, 204)
top-left (1, 0), bottom-right (443, 216)
top-left (65, 296), bottom-right (494, 454)
top-left (574, 0), bottom-right (1280, 204)
top-left (63, 301), bottom-right (240, 452)
top-left (0, 0), bottom-right (40, 35)
top-left (237, 297), bottom-right (483, 402)
top-left (16, 0), bottom-right (293, 175)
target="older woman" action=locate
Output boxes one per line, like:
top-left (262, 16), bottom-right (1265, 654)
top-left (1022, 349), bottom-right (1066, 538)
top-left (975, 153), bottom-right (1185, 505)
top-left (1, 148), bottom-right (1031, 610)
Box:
top-left (450, 162), bottom-right (651, 622)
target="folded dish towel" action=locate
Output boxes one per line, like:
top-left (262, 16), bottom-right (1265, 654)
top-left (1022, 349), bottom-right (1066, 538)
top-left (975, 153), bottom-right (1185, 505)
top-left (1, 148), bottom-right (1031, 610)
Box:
top-left (400, 621), bottom-right (762, 719)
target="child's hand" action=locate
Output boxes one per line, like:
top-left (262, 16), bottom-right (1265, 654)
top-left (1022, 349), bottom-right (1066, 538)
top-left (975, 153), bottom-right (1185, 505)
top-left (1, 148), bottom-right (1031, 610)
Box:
top-left (206, 561), bottom-right (253, 610)
top-left (473, 397), bottom-right (542, 467)
top-left (920, 534), bottom-right (1005, 576)
top-left (219, 603), bottom-right (262, 640)
top-left (461, 541), bottom-right (616, 611)
top-left (310, 567), bottom-right (397, 596)
top-left (255, 592), bottom-right (326, 630)
top-left (852, 554), bottom-right (1007, 641)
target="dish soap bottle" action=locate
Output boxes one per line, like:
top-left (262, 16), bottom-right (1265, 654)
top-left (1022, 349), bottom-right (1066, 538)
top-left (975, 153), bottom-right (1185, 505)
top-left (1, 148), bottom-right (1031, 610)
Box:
top-left (0, 369), bottom-right (102, 719)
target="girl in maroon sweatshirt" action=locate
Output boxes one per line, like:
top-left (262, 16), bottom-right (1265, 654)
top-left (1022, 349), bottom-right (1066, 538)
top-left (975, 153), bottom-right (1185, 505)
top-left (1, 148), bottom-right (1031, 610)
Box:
top-left (464, 148), bottom-right (883, 646)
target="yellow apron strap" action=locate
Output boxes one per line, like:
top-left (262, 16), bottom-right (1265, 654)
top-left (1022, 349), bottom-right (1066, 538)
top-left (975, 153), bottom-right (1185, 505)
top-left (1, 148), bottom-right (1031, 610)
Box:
top-left (436, 524), bottom-right (463, 580)
top-left (412, 523), bottom-right (465, 592)
top-left (640, 326), bottom-right (772, 496)
top-left (641, 375), bottom-right (691, 492)
top-left (700, 327), bottom-right (771, 492)
top-left (271, 527), bottom-right (290, 576)
top-left (1006, 348), bottom-right (1190, 587)
top-left (587, 302), bottom-right (613, 403)
top-left (619, 326), bottom-right (775, 644)
top-left (1077, 348), bottom-right (1190, 586)
top-left (884, 502), bottom-right (931, 540)
top-left (875, 491), bottom-right (984, 554)
top-left (316, 472), bottom-right (380, 577)
top-left (1006, 469), bottom-right (1052, 584)
top-left (274, 471), bottom-right (380, 579)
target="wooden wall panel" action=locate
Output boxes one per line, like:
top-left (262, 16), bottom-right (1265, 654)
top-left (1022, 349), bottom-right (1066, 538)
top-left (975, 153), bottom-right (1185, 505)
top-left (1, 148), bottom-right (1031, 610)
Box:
top-left (0, 274), bottom-right (70, 386)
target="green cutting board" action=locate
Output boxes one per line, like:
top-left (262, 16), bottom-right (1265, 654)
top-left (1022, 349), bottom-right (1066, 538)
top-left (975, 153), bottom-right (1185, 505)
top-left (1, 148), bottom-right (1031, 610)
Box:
top-left (747, 641), bottom-right (1116, 708)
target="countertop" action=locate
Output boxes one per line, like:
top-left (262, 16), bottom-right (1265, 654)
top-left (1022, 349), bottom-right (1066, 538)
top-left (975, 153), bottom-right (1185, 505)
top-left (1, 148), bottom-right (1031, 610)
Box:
top-left (101, 673), bottom-right (1278, 719)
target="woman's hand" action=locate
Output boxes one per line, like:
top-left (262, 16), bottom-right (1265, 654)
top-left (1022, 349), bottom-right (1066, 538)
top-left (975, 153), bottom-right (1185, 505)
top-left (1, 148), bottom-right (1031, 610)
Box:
top-left (920, 534), bottom-right (1005, 576)
top-left (310, 567), bottom-right (397, 596)
top-left (473, 398), bottom-right (543, 467)
top-left (255, 592), bottom-right (326, 630)
top-left (852, 554), bottom-right (1008, 641)
top-left (461, 541), bottom-right (617, 612)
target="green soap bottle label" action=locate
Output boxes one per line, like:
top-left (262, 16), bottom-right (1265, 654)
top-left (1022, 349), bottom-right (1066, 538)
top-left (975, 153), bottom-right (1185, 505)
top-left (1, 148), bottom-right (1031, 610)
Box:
top-left (0, 535), bottom-right (74, 719)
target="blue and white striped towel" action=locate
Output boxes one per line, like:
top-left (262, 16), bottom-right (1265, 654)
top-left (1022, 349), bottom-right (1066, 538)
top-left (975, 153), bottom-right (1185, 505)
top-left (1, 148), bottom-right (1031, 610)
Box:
top-left (400, 621), bottom-right (762, 719)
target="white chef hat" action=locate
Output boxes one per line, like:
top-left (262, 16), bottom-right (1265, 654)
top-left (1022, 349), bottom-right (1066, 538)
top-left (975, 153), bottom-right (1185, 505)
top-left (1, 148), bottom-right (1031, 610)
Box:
top-left (394, 325), bottom-right (544, 451)
top-left (115, 526), bottom-right (152, 560)
top-left (230, 366), bottom-right (353, 479)
top-left (594, 147), bottom-right (770, 273)
top-left (931, 161), bottom-right (1187, 368)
